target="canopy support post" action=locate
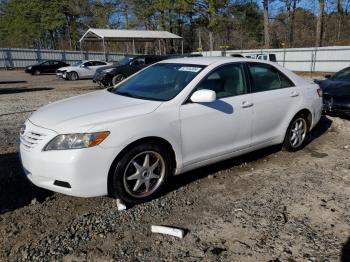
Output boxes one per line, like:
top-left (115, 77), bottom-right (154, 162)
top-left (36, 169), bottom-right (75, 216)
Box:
top-left (158, 40), bottom-right (161, 55)
top-left (79, 41), bottom-right (83, 60)
top-left (181, 39), bottom-right (184, 55)
top-left (102, 37), bottom-right (107, 61)
top-left (132, 39), bottom-right (135, 54)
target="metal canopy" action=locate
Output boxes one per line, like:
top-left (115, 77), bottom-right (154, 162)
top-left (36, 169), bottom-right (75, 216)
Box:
top-left (79, 28), bottom-right (183, 57)
top-left (79, 28), bottom-right (182, 42)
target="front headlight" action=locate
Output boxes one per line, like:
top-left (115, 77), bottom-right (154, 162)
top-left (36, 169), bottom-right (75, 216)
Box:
top-left (28, 66), bottom-right (32, 70)
top-left (43, 131), bottom-right (110, 151)
top-left (103, 68), bottom-right (114, 73)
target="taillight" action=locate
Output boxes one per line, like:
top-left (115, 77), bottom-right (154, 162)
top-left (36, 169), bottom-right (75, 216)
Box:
top-left (317, 88), bottom-right (323, 97)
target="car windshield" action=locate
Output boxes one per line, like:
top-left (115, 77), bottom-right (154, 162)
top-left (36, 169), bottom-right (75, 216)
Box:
top-left (73, 61), bottom-right (83, 66)
top-left (118, 56), bottom-right (136, 65)
top-left (331, 67), bottom-right (350, 81)
top-left (109, 63), bottom-right (205, 101)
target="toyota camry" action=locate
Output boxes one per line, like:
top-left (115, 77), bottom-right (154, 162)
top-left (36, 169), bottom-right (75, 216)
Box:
top-left (19, 57), bottom-right (323, 204)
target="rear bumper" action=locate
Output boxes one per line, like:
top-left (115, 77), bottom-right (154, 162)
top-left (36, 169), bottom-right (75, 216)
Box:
top-left (323, 97), bottom-right (350, 116)
top-left (323, 105), bottom-right (350, 116)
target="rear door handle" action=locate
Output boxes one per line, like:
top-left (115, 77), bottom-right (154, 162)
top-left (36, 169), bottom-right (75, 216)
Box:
top-left (290, 91), bottom-right (299, 97)
top-left (241, 101), bottom-right (254, 108)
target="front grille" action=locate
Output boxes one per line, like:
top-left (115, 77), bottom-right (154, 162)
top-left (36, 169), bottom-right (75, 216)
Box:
top-left (20, 130), bottom-right (47, 151)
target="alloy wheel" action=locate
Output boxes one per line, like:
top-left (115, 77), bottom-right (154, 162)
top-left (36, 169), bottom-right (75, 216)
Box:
top-left (123, 151), bottom-right (165, 198)
top-left (289, 118), bottom-right (307, 148)
top-left (112, 74), bottom-right (125, 85)
top-left (70, 72), bottom-right (78, 81)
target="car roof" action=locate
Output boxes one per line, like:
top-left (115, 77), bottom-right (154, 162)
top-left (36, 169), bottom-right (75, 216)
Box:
top-left (158, 56), bottom-right (266, 66)
top-left (42, 60), bottom-right (62, 62)
top-left (82, 60), bottom-right (107, 63)
top-left (134, 55), bottom-right (167, 58)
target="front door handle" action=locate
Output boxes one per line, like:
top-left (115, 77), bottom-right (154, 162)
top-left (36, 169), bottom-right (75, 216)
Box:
top-left (241, 101), bottom-right (254, 108)
top-left (290, 91), bottom-right (300, 97)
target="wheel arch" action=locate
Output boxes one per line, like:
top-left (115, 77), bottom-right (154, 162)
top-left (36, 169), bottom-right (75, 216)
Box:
top-left (112, 73), bottom-right (126, 85)
top-left (294, 108), bottom-right (313, 131)
top-left (69, 70), bottom-right (79, 78)
top-left (107, 136), bottom-right (177, 196)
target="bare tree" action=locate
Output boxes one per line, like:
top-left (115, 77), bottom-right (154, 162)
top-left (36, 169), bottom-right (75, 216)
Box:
top-left (315, 0), bottom-right (325, 47)
top-left (284, 0), bottom-right (298, 47)
top-left (336, 0), bottom-right (344, 41)
top-left (263, 0), bottom-right (270, 48)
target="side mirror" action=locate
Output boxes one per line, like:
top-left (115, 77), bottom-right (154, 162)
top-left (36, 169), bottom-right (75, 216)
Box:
top-left (325, 74), bottom-right (331, 79)
top-left (190, 90), bottom-right (216, 103)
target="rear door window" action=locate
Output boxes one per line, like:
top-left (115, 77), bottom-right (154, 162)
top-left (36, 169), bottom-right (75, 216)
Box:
top-left (94, 61), bottom-right (106, 66)
top-left (131, 57), bottom-right (146, 66)
top-left (248, 63), bottom-right (294, 92)
top-left (269, 54), bottom-right (277, 62)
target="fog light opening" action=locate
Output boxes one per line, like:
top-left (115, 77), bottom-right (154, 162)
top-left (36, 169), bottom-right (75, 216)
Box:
top-left (53, 180), bottom-right (71, 188)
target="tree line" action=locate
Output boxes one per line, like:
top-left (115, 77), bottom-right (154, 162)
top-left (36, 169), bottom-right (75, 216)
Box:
top-left (0, 0), bottom-right (349, 53)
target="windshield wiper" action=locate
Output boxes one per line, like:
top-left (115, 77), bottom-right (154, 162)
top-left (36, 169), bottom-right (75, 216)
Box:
top-left (113, 90), bottom-right (167, 101)
top-left (115, 91), bottom-right (146, 100)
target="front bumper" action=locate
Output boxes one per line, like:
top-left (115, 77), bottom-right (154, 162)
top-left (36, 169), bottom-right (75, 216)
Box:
top-left (93, 73), bottom-right (111, 86)
top-left (93, 73), bottom-right (106, 82)
top-left (19, 120), bottom-right (119, 197)
top-left (56, 71), bottom-right (67, 79)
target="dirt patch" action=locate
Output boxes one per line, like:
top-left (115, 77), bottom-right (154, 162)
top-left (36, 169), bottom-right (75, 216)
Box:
top-left (0, 71), bottom-right (349, 261)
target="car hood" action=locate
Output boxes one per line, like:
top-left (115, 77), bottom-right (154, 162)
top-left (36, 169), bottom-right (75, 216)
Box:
top-left (29, 90), bottom-right (162, 133)
top-left (96, 64), bottom-right (117, 73)
top-left (27, 63), bottom-right (41, 68)
top-left (57, 66), bottom-right (77, 72)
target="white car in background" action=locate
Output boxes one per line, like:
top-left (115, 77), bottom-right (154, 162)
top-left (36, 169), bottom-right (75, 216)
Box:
top-left (56, 60), bottom-right (112, 80)
top-left (20, 57), bottom-right (322, 205)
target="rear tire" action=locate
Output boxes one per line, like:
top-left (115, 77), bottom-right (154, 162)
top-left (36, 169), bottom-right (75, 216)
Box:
top-left (283, 114), bottom-right (309, 152)
top-left (69, 71), bottom-right (78, 81)
top-left (110, 142), bottom-right (172, 205)
top-left (112, 74), bottom-right (125, 86)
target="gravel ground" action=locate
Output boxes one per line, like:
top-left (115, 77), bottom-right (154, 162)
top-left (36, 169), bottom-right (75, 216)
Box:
top-left (0, 71), bottom-right (349, 261)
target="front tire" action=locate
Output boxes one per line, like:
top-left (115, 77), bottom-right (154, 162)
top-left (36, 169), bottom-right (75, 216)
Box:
top-left (112, 74), bottom-right (125, 86)
top-left (69, 71), bottom-right (79, 81)
top-left (32, 70), bottom-right (40, 75)
top-left (110, 143), bottom-right (172, 205)
top-left (283, 114), bottom-right (309, 152)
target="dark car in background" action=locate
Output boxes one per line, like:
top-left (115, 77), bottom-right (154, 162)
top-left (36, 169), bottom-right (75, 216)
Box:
top-left (93, 55), bottom-right (168, 87)
top-left (315, 67), bottom-right (350, 117)
top-left (25, 60), bottom-right (69, 75)
top-left (93, 62), bottom-right (119, 86)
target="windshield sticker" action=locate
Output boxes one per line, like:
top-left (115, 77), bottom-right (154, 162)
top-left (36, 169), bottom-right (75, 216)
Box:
top-left (178, 66), bottom-right (201, 73)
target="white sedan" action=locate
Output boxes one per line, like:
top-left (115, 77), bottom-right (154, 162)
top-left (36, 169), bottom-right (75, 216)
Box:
top-left (20, 57), bottom-right (322, 204)
top-left (56, 60), bottom-right (112, 80)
